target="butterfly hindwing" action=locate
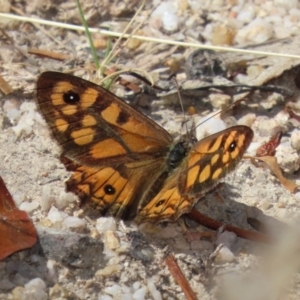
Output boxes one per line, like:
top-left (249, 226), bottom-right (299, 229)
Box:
top-left (184, 126), bottom-right (253, 196)
top-left (135, 126), bottom-right (253, 224)
top-left (62, 155), bottom-right (166, 219)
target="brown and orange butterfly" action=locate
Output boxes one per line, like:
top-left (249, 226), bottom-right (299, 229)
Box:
top-left (36, 72), bottom-right (253, 224)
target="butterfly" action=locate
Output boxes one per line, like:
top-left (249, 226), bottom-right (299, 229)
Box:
top-left (36, 71), bottom-right (253, 224)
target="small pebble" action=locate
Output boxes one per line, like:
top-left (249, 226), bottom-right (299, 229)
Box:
top-left (49, 284), bottom-right (74, 299)
top-left (235, 18), bottom-right (273, 44)
top-left (126, 29), bottom-right (143, 50)
top-left (46, 260), bottom-right (58, 283)
top-left (133, 282), bottom-right (140, 290)
top-left (150, 2), bottom-right (178, 32)
top-left (274, 0), bottom-right (298, 9)
top-left (19, 200), bottom-right (39, 213)
top-left (195, 116), bottom-right (226, 141)
top-left (211, 24), bottom-right (235, 45)
top-left (104, 284), bottom-right (121, 296)
top-left (96, 264), bottom-right (122, 277)
top-left (255, 117), bottom-right (279, 136)
top-left (237, 113), bottom-right (256, 127)
top-left (40, 185), bottom-right (55, 212)
top-left (133, 286), bottom-right (147, 300)
top-left (276, 144), bottom-right (300, 173)
top-left (24, 278), bottom-right (47, 300)
top-left (11, 102), bottom-right (37, 137)
top-left (0, 278), bottom-right (15, 291)
top-left (96, 217), bottom-right (117, 233)
top-left (290, 129), bottom-right (300, 151)
top-left (47, 206), bottom-right (68, 224)
top-left (62, 216), bottom-right (86, 233)
top-left (274, 110), bottom-right (290, 127)
top-left (147, 277), bottom-right (162, 300)
top-left (104, 231), bottom-right (120, 250)
top-left (246, 65), bottom-right (264, 79)
top-left (214, 245), bottom-right (235, 263)
top-left (56, 191), bottom-right (76, 209)
top-left (261, 199), bottom-right (272, 210)
top-left (11, 286), bottom-right (26, 300)
top-left (122, 293), bottom-right (134, 300)
top-left (3, 98), bottom-right (21, 121)
top-left (208, 93), bottom-right (232, 109)
top-left (236, 7), bottom-right (255, 24)
top-left (98, 295), bottom-right (113, 300)
top-left (215, 231), bottom-right (237, 249)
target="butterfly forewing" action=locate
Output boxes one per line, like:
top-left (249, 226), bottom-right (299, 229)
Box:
top-left (36, 72), bottom-right (172, 167)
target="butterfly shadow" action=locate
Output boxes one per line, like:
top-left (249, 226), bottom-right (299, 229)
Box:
top-left (1, 226), bottom-right (107, 293)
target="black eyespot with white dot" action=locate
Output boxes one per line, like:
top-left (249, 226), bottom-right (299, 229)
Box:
top-left (63, 91), bottom-right (80, 105)
top-left (228, 141), bottom-right (237, 152)
top-left (155, 200), bottom-right (165, 207)
top-left (104, 184), bottom-right (116, 195)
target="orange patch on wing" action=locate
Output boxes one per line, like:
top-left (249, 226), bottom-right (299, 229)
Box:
top-left (82, 115), bottom-right (97, 127)
top-left (188, 152), bottom-right (201, 168)
top-left (207, 135), bottom-right (223, 152)
top-left (78, 183), bottom-right (91, 196)
top-left (71, 128), bottom-right (95, 145)
top-left (149, 188), bottom-right (177, 211)
top-left (186, 165), bottom-right (199, 188)
top-left (51, 94), bottom-right (65, 106)
top-left (90, 139), bottom-right (126, 158)
top-left (75, 166), bottom-right (133, 216)
top-left (81, 88), bottom-right (98, 109)
top-left (51, 81), bottom-right (74, 106)
top-left (101, 103), bottom-right (121, 124)
top-left (212, 168), bottom-right (222, 180)
top-left (211, 153), bottom-right (220, 165)
top-left (199, 164), bottom-right (211, 183)
top-left (122, 133), bottom-right (161, 153)
top-left (61, 105), bottom-right (77, 115)
top-left (137, 187), bottom-right (190, 223)
top-left (101, 103), bottom-right (163, 140)
top-left (55, 118), bottom-right (69, 132)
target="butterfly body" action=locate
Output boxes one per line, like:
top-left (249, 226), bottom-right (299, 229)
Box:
top-left (37, 72), bottom-right (253, 224)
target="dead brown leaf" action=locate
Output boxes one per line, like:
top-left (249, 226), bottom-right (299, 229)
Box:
top-left (256, 130), bottom-right (283, 157)
top-left (251, 156), bottom-right (298, 193)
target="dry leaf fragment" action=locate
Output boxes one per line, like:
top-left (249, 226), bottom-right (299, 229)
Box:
top-left (28, 48), bottom-right (70, 61)
top-left (0, 176), bottom-right (37, 261)
top-left (0, 75), bottom-right (13, 95)
top-left (287, 105), bottom-right (300, 123)
top-left (256, 130), bottom-right (283, 157)
top-left (253, 156), bottom-right (298, 193)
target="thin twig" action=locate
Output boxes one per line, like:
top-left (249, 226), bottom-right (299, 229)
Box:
top-left (165, 254), bottom-right (198, 300)
top-left (187, 208), bottom-right (270, 243)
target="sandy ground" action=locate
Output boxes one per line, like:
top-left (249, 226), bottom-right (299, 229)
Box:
top-left (1, 1), bottom-right (300, 299)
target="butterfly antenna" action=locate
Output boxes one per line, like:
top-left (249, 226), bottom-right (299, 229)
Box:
top-left (194, 98), bottom-right (245, 130)
top-left (172, 76), bottom-right (190, 138)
